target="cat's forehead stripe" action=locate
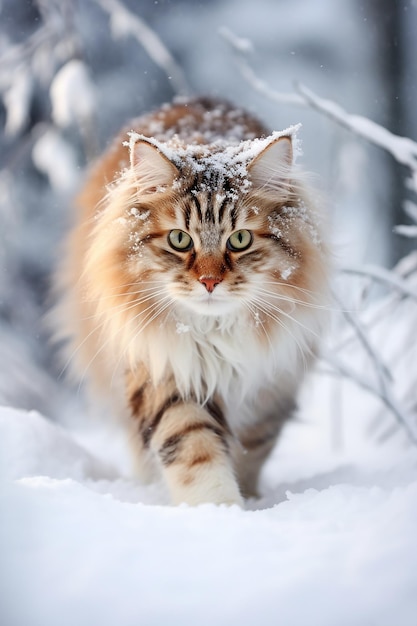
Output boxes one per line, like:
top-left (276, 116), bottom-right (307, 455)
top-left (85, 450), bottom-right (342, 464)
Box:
top-left (229, 205), bottom-right (238, 230)
top-left (184, 203), bottom-right (191, 230)
top-left (179, 168), bottom-right (248, 232)
top-left (190, 193), bottom-right (234, 229)
top-left (193, 195), bottom-right (202, 221)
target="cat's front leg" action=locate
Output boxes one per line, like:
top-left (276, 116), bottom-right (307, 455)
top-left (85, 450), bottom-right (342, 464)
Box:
top-left (129, 379), bottom-right (243, 506)
top-left (150, 401), bottom-right (243, 506)
top-left (233, 393), bottom-right (297, 499)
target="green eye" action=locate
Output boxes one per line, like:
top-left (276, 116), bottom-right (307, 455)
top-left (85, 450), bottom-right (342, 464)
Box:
top-left (168, 229), bottom-right (193, 251)
top-left (227, 229), bottom-right (253, 251)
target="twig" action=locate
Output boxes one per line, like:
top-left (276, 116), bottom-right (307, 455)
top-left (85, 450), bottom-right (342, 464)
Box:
top-left (93, 0), bottom-right (190, 96)
top-left (342, 265), bottom-right (417, 301)
top-left (218, 28), bottom-right (303, 107)
top-left (332, 290), bottom-right (393, 388)
top-left (322, 351), bottom-right (417, 445)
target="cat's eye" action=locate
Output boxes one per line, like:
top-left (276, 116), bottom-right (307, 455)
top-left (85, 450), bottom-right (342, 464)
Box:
top-left (227, 229), bottom-right (253, 252)
top-left (168, 229), bottom-right (193, 251)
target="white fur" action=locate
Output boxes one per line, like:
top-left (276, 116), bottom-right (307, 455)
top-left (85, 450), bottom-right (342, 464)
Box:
top-left (166, 458), bottom-right (244, 506)
top-left (123, 299), bottom-right (321, 433)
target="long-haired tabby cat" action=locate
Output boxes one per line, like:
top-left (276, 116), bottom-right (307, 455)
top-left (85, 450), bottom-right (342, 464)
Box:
top-left (56, 96), bottom-right (328, 506)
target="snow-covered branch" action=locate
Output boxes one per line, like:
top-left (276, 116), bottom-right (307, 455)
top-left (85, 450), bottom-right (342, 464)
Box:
top-left (295, 83), bottom-right (417, 175)
top-left (221, 28), bottom-right (417, 184)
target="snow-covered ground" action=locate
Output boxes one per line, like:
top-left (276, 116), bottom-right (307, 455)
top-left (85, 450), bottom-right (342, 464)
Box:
top-left (2, 351), bottom-right (417, 626)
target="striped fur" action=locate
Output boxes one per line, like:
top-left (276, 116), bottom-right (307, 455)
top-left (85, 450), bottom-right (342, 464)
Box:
top-left (55, 97), bottom-right (329, 506)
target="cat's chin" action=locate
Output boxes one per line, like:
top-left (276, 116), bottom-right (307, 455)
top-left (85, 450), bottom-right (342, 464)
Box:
top-left (178, 295), bottom-right (241, 317)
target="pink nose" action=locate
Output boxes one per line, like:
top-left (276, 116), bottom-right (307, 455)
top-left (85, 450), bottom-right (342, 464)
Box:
top-left (199, 276), bottom-right (222, 293)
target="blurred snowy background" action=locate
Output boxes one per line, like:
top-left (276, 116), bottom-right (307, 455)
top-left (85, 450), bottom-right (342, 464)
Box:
top-left (0, 0), bottom-right (416, 429)
top-left (0, 0), bottom-right (416, 423)
top-left (0, 0), bottom-right (417, 458)
top-left (1, 2), bottom-right (417, 625)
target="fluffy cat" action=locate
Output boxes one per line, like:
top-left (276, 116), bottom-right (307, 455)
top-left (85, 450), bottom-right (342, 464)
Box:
top-left (55, 97), bottom-right (329, 506)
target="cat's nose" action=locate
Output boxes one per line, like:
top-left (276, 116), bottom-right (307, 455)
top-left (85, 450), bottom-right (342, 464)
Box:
top-left (199, 276), bottom-right (222, 293)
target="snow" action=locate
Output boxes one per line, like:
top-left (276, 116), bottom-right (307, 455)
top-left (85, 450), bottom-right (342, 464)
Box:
top-left (128, 207), bottom-right (150, 221)
top-left (3, 66), bottom-right (33, 136)
top-left (128, 125), bottom-right (300, 186)
top-left (50, 60), bottom-right (96, 128)
top-left (176, 321), bottom-right (191, 334)
top-left (32, 128), bottom-right (79, 192)
top-left (280, 266), bottom-right (294, 280)
top-left (394, 224), bottom-right (417, 238)
top-left (2, 383), bottom-right (417, 626)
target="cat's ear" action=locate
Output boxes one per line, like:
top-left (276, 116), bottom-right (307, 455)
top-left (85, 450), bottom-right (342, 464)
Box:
top-left (248, 136), bottom-right (293, 195)
top-left (129, 137), bottom-right (179, 193)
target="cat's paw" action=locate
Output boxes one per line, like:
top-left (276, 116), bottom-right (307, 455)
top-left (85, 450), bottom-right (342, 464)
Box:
top-left (175, 492), bottom-right (244, 508)
top-left (169, 469), bottom-right (244, 507)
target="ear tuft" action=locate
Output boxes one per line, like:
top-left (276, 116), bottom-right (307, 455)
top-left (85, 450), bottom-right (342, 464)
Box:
top-left (248, 136), bottom-right (293, 194)
top-left (129, 137), bottom-right (179, 193)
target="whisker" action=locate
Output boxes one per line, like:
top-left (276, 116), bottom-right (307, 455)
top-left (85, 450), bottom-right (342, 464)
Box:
top-left (259, 281), bottom-right (319, 298)
top-left (110, 297), bottom-right (175, 386)
top-left (59, 284), bottom-right (167, 377)
top-left (255, 286), bottom-right (353, 314)
top-left (251, 295), bottom-right (321, 341)
top-left (83, 283), bottom-right (169, 303)
top-left (256, 289), bottom-right (316, 308)
top-left (77, 294), bottom-right (174, 392)
top-left (255, 303), bottom-right (308, 370)
top-left (61, 282), bottom-right (171, 379)
top-left (243, 302), bottom-right (278, 370)
top-left (249, 296), bottom-right (315, 369)
top-left (80, 288), bottom-right (169, 320)
top-left (255, 287), bottom-right (331, 311)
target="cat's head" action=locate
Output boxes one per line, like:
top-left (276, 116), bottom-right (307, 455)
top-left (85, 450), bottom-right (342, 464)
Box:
top-left (86, 130), bottom-right (328, 338)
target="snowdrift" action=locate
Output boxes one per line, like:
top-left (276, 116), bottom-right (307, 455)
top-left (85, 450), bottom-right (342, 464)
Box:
top-left (1, 404), bottom-right (417, 626)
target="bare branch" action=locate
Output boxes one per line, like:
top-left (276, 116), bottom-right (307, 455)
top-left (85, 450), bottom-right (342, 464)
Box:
top-left (322, 351), bottom-right (417, 445)
top-left (332, 290), bottom-right (393, 388)
top-left (341, 265), bottom-right (417, 301)
top-left (93, 0), bottom-right (190, 96)
top-left (219, 28), bottom-right (304, 106)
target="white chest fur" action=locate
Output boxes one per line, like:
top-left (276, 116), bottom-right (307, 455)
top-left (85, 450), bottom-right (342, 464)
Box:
top-left (137, 304), bottom-right (313, 420)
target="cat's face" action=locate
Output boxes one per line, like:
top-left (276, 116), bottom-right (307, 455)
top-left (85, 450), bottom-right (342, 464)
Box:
top-left (88, 134), bottom-right (326, 336)
top-left (134, 189), bottom-right (302, 319)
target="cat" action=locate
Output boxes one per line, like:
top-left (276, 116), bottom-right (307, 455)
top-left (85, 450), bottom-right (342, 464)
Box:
top-left (55, 96), bottom-right (329, 506)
